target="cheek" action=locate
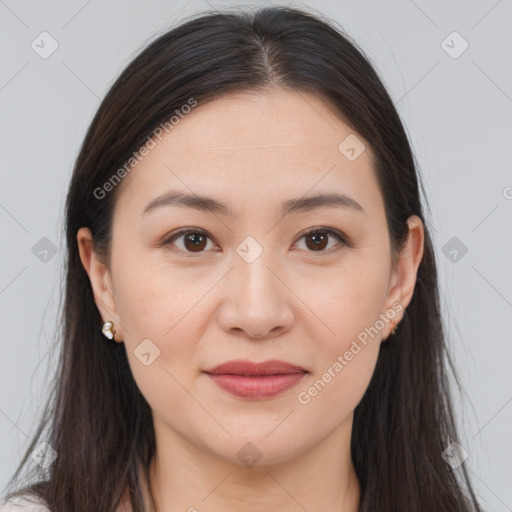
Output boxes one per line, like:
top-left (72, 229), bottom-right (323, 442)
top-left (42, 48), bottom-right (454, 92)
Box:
top-left (298, 251), bottom-right (389, 405)
top-left (298, 274), bottom-right (384, 416)
top-left (112, 249), bottom-right (200, 339)
top-left (111, 255), bottom-right (202, 388)
top-left (300, 344), bottom-right (379, 419)
top-left (113, 260), bottom-right (202, 418)
top-left (302, 256), bottom-right (390, 341)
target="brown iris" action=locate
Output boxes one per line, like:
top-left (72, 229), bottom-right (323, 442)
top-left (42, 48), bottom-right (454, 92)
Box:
top-left (304, 231), bottom-right (329, 251)
top-left (183, 233), bottom-right (208, 252)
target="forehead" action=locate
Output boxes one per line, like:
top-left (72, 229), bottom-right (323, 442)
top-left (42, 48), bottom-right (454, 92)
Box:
top-left (114, 88), bottom-right (382, 220)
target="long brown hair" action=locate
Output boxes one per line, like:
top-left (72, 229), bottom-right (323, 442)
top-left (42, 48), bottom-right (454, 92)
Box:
top-left (3, 6), bottom-right (483, 511)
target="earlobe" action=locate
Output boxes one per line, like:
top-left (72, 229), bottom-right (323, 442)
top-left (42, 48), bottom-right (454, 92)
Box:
top-left (77, 227), bottom-right (123, 342)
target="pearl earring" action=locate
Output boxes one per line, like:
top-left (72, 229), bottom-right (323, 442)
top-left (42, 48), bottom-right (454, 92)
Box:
top-left (101, 321), bottom-right (116, 340)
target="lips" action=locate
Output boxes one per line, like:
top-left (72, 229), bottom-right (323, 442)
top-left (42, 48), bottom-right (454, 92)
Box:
top-left (203, 359), bottom-right (308, 399)
top-left (204, 359), bottom-right (307, 376)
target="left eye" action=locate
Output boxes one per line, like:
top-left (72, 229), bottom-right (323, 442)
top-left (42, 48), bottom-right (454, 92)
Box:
top-left (294, 228), bottom-right (346, 252)
top-left (163, 228), bottom-right (346, 255)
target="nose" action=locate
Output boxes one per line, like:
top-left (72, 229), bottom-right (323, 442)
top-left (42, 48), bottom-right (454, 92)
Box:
top-left (217, 251), bottom-right (295, 340)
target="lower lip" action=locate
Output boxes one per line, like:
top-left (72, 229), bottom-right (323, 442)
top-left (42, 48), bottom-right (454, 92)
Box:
top-left (205, 372), bottom-right (306, 399)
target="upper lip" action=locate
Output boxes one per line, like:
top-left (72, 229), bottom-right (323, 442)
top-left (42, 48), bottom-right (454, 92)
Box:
top-left (204, 359), bottom-right (307, 376)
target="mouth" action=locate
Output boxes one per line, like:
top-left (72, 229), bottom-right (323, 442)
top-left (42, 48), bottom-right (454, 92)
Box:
top-left (203, 359), bottom-right (308, 399)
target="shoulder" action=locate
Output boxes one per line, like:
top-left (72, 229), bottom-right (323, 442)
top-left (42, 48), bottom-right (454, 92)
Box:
top-left (0, 495), bottom-right (50, 512)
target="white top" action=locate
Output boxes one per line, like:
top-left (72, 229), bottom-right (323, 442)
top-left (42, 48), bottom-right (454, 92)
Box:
top-left (0, 495), bottom-right (133, 511)
top-left (0, 496), bottom-right (50, 512)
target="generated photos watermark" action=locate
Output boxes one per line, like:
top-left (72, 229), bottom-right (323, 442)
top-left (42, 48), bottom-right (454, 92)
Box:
top-left (297, 301), bottom-right (403, 405)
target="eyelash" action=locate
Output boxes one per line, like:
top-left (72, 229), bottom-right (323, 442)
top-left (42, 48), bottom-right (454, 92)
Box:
top-left (161, 227), bottom-right (349, 257)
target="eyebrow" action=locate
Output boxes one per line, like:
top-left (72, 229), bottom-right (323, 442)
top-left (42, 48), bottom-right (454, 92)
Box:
top-left (141, 191), bottom-right (364, 218)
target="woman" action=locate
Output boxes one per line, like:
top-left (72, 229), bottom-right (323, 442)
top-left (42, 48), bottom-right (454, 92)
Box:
top-left (1, 5), bottom-right (484, 511)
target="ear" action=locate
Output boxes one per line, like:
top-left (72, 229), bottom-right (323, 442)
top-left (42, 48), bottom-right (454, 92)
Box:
top-left (77, 227), bottom-right (124, 342)
top-left (382, 215), bottom-right (425, 340)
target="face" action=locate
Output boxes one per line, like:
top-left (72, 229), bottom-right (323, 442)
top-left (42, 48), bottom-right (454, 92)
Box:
top-left (78, 87), bottom-right (423, 467)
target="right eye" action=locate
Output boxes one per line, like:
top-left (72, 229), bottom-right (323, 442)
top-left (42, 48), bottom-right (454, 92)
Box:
top-left (162, 228), bottom-right (219, 255)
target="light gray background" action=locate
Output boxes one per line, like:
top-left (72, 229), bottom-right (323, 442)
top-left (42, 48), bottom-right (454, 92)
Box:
top-left (1, 0), bottom-right (511, 510)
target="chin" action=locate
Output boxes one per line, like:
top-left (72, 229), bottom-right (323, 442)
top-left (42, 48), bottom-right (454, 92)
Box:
top-left (203, 432), bottom-right (307, 468)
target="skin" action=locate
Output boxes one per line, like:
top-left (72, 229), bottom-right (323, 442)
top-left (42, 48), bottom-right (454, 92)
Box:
top-left (77, 87), bottom-right (424, 512)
